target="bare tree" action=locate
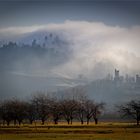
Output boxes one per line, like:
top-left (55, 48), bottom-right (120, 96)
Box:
top-left (84, 99), bottom-right (95, 125)
top-left (0, 99), bottom-right (27, 125)
top-left (49, 98), bottom-right (62, 124)
top-left (32, 92), bottom-right (50, 125)
top-left (0, 88), bottom-right (105, 126)
top-left (60, 99), bottom-right (77, 124)
top-left (76, 100), bottom-right (85, 124)
top-left (0, 100), bottom-right (13, 126)
top-left (15, 101), bottom-right (26, 125)
top-left (64, 86), bottom-right (87, 124)
top-left (119, 100), bottom-right (140, 125)
top-left (9, 99), bottom-right (27, 125)
top-left (25, 102), bottom-right (36, 124)
top-left (75, 93), bottom-right (88, 125)
top-left (92, 102), bottom-right (105, 124)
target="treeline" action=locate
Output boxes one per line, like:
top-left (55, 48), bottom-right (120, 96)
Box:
top-left (0, 91), bottom-right (105, 126)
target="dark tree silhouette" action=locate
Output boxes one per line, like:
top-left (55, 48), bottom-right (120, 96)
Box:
top-left (60, 99), bottom-right (77, 124)
top-left (0, 88), bottom-right (105, 125)
top-left (49, 98), bottom-right (62, 124)
top-left (25, 102), bottom-right (36, 124)
top-left (92, 103), bottom-right (105, 124)
top-left (32, 93), bottom-right (50, 125)
top-left (119, 100), bottom-right (140, 125)
top-left (0, 99), bottom-right (27, 125)
top-left (76, 95), bottom-right (87, 125)
top-left (0, 100), bottom-right (13, 126)
top-left (84, 99), bottom-right (95, 125)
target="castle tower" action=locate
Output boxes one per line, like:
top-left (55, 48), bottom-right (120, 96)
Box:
top-left (114, 69), bottom-right (120, 81)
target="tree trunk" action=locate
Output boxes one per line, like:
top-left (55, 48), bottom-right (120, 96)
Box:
top-left (7, 121), bottom-right (10, 126)
top-left (41, 119), bottom-right (45, 125)
top-left (30, 119), bottom-right (33, 124)
top-left (54, 119), bottom-right (58, 124)
top-left (67, 119), bottom-right (70, 125)
top-left (87, 118), bottom-right (90, 125)
top-left (70, 119), bottom-right (73, 124)
top-left (94, 118), bottom-right (98, 125)
top-left (81, 120), bottom-right (84, 124)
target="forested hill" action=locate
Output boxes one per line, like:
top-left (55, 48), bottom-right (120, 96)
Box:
top-left (0, 33), bottom-right (73, 72)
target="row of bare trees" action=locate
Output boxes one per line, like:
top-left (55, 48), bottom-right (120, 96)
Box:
top-left (0, 90), bottom-right (105, 126)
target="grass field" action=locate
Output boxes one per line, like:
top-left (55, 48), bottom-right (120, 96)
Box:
top-left (0, 123), bottom-right (140, 140)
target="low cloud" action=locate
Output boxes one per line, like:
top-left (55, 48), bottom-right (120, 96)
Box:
top-left (0, 20), bottom-right (140, 80)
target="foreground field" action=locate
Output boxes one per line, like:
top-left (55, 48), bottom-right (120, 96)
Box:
top-left (0, 123), bottom-right (140, 140)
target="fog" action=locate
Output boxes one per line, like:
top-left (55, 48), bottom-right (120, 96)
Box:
top-left (0, 20), bottom-right (140, 104)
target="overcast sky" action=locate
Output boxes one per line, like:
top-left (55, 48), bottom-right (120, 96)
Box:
top-left (0, 0), bottom-right (140, 28)
top-left (0, 0), bottom-right (140, 100)
top-left (1, 0), bottom-right (140, 80)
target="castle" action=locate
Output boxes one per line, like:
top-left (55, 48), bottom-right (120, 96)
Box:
top-left (113, 69), bottom-right (140, 87)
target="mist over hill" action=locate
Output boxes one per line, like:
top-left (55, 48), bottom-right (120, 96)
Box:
top-left (0, 21), bottom-right (140, 108)
top-left (0, 30), bottom-right (84, 99)
top-left (0, 32), bottom-right (72, 71)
